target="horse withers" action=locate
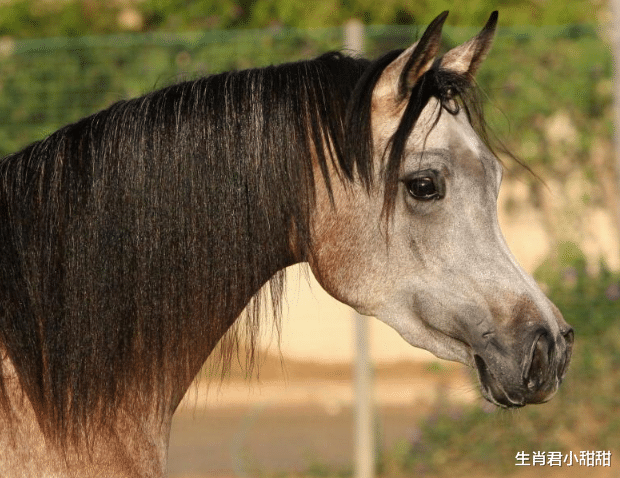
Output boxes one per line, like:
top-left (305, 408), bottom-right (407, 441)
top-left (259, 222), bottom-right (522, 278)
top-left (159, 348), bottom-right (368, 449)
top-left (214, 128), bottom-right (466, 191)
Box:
top-left (0, 11), bottom-right (572, 477)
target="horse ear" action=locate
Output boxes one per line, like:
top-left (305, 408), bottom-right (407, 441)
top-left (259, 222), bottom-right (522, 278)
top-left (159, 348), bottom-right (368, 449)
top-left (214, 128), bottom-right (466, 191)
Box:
top-left (374, 11), bottom-right (448, 102)
top-left (440, 11), bottom-right (498, 79)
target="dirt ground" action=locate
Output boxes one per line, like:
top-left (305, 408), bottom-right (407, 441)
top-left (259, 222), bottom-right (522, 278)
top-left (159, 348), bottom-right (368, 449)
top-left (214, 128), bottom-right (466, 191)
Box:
top-left (167, 356), bottom-right (474, 477)
top-left (166, 356), bottom-right (618, 478)
top-left (165, 356), bottom-right (502, 477)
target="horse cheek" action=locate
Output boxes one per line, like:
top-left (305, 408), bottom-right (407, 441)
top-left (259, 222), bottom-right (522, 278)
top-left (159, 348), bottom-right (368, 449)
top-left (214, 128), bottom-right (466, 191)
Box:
top-left (309, 208), bottom-right (386, 315)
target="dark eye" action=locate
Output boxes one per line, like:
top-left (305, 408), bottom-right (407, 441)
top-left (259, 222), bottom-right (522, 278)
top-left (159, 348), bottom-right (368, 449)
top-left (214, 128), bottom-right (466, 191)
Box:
top-left (406, 176), bottom-right (437, 200)
top-left (404, 170), bottom-right (444, 201)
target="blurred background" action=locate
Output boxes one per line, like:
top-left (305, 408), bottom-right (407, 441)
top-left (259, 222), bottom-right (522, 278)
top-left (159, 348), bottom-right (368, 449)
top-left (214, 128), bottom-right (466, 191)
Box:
top-left (0, 0), bottom-right (619, 477)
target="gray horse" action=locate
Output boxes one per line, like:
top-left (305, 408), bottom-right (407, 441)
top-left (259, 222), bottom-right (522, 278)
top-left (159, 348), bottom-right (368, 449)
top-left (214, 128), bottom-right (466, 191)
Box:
top-left (0, 11), bottom-right (572, 477)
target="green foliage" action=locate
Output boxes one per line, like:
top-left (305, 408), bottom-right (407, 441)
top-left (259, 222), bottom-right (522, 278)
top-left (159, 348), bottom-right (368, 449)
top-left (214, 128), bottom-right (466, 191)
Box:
top-left (0, 0), bottom-right (606, 38)
top-left (0, 0), bottom-right (611, 178)
top-left (535, 242), bottom-right (619, 337)
top-left (0, 1), bottom-right (129, 38)
top-left (477, 25), bottom-right (612, 172)
top-left (0, 27), bottom-right (343, 157)
top-left (0, 21), bottom-right (611, 170)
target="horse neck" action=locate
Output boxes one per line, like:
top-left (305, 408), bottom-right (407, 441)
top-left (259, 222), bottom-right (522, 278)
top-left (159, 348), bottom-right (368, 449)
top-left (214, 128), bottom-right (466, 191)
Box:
top-left (0, 252), bottom-right (296, 478)
top-left (174, 241), bottom-right (298, 393)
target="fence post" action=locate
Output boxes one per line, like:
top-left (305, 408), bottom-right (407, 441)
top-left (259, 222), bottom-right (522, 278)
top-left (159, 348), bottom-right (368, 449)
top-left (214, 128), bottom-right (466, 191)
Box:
top-left (353, 310), bottom-right (375, 478)
top-left (344, 20), bottom-right (375, 478)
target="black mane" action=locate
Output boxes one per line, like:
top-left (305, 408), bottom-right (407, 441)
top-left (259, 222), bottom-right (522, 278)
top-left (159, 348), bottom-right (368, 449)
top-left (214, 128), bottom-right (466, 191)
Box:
top-left (0, 48), bottom-right (486, 444)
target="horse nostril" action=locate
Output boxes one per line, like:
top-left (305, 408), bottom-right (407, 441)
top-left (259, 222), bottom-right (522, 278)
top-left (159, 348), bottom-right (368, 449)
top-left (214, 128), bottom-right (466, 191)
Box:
top-left (525, 332), bottom-right (551, 392)
top-left (558, 327), bottom-right (574, 379)
top-left (562, 328), bottom-right (575, 348)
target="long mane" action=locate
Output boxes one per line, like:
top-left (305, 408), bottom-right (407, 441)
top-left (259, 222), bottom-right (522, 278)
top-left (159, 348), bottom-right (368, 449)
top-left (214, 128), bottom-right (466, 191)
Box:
top-left (0, 48), bottom-right (486, 445)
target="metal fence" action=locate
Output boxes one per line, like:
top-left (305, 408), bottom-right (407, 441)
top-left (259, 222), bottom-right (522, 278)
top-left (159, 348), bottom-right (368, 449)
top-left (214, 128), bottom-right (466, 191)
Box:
top-left (0, 23), bottom-right (607, 160)
top-left (0, 24), bottom-right (428, 156)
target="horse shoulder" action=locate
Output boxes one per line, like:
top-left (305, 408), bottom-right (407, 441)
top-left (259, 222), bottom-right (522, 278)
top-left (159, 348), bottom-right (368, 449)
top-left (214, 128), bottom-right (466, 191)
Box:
top-left (0, 348), bottom-right (169, 478)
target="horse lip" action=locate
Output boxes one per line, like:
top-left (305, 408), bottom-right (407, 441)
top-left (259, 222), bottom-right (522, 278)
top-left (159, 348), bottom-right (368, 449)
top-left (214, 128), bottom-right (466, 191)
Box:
top-left (474, 354), bottom-right (524, 408)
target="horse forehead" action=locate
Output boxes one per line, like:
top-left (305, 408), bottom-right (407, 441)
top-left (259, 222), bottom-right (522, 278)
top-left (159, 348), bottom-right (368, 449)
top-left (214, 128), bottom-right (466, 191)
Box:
top-left (424, 109), bottom-right (501, 185)
top-left (424, 106), bottom-right (479, 152)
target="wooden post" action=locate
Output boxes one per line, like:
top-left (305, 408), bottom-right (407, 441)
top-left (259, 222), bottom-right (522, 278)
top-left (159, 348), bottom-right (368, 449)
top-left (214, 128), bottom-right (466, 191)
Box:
top-left (345, 19), bottom-right (364, 55)
top-left (344, 19), bottom-right (375, 478)
top-left (353, 312), bottom-right (374, 478)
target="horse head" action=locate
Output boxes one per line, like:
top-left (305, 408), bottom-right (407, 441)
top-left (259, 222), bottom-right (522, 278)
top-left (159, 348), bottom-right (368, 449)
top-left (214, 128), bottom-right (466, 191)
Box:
top-left (308, 12), bottom-right (573, 408)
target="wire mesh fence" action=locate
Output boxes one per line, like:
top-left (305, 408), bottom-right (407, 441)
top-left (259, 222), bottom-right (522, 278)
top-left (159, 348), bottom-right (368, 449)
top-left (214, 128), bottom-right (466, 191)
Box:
top-left (0, 23), bottom-right (607, 161)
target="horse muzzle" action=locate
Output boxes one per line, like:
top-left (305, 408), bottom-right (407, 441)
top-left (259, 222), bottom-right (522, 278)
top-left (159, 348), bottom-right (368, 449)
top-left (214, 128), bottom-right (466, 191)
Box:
top-left (473, 324), bottom-right (574, 408)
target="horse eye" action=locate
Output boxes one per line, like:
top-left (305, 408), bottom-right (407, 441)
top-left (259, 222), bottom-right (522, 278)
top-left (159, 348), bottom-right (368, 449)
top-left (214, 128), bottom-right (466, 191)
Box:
top-left (406, 176), bottom-right (439, 200)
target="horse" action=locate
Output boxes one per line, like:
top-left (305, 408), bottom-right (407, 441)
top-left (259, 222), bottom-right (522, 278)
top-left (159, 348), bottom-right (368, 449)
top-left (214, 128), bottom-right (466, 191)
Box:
top-left (0, 11), bottom-right (573, 477)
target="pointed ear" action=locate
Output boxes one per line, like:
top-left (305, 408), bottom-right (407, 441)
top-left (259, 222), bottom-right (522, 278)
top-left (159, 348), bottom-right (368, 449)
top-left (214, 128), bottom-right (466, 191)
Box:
top-left (440, 11), bottom-right (498, 79)
top-left (374, 11), bottom-right (448, 102)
